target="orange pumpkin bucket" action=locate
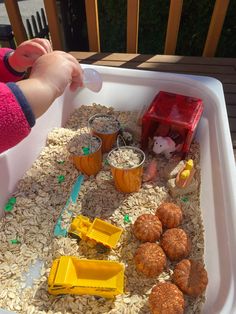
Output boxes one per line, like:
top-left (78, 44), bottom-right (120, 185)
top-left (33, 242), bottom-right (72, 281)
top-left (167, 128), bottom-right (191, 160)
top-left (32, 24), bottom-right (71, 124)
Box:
top-left (107, 146), bottom-right (145, 193)
top-left (68, 133), bottom-right (102, 176)
top-left (88, 114), bottom-right (121, 153)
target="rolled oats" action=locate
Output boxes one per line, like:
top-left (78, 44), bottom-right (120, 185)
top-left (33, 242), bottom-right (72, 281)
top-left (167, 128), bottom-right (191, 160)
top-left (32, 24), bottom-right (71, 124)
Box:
top-left (0, 104), bottom-right (205, 314)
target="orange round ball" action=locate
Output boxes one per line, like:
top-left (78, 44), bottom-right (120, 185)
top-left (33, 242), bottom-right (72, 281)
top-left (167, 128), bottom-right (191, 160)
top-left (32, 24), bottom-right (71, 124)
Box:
top-left (160, 228), bottom-right (191, 261)
top-left (134, 242), bottom-right (166, 277)
top-left (133, 214), bottom-right (162, 242)
top-left (173, 259), bottom-right (208, 297)
top-left (149, 282), bottom-right (185, 314)
top-left (156, 202), bottom-right (183, 228)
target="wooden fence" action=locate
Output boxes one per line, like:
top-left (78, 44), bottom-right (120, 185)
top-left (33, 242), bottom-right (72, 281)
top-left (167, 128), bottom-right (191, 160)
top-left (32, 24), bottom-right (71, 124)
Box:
top-left (26, 8), bottom-right (49, 40)
top-left (2, 0), bottom-right (230, 57)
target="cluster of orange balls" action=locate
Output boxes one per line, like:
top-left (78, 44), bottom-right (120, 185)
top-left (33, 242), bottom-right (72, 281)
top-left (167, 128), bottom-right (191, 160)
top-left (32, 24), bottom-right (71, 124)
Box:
top-left (132, 202), bottom-right (208, 314)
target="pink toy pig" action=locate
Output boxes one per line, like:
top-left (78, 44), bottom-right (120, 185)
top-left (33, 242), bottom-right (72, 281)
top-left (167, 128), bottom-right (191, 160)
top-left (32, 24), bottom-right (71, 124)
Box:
top-left (153, 136), bottom-right (176, 159)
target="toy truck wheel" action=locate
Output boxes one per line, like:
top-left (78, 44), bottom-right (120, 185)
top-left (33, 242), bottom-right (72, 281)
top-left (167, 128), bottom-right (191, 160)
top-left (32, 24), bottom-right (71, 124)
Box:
top-left (96, 243), bottom-right (110, 254)
top-left (68, 232), bottom-right (81, 243)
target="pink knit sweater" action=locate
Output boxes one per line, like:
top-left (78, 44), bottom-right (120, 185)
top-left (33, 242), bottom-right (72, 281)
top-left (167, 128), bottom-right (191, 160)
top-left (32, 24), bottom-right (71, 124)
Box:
top-left (0, 48), bottom-right (35, 153)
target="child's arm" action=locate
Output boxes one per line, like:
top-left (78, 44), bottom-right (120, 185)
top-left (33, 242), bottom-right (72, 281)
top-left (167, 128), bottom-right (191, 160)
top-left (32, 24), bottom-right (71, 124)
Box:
top-left (0, 82), bottom-right (33, 153)
top-left (0, 51), bottom-right (83, 153)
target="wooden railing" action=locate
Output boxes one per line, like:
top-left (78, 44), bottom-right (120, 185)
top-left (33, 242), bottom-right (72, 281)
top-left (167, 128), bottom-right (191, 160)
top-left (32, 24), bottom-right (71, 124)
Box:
top-left (3, 0), bottom-right (230, 57)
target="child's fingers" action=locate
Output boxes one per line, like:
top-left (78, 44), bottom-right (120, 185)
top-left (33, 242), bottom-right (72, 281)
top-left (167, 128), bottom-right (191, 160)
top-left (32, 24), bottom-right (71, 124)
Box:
top-left (70, 78), bottom-right (83, 91)
top-left (29, 51), bottom-right (84, 95)
top-left (21, 41), bottom-right (48, 56)
top-left (69, 62), bottom-right (84, 91)
top-left (30, 38), bottom-right (52, 53)
top-left (51, 52), bottom-right (83, 90)
top-left (59, 52), bottom-right (82, 69)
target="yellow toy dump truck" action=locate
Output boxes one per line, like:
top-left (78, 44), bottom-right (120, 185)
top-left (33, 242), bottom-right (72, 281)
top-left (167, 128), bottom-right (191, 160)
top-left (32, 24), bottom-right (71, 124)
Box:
top-left (48, 256), bottom-right (124, 298)
top-left (68, 215), bottom-right (123, 250)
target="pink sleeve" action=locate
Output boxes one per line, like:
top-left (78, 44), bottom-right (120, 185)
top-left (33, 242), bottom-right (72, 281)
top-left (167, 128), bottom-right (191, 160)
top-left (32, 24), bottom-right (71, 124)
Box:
top-left (0, 83), bottom-right (31, 153)
top-left (0, 48), bottom-right (25, 83)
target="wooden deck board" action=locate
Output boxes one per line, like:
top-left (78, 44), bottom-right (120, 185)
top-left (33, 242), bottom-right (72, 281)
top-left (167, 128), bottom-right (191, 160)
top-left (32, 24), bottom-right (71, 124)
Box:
top-left (70, 52), bottom-right (236, 66)
top-left (70, 52), bottom-right (236, 155)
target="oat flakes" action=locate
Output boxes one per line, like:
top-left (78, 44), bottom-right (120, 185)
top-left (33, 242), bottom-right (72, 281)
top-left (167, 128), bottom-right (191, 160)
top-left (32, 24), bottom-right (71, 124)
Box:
top-left (0, 104), bottom-right (205, 314)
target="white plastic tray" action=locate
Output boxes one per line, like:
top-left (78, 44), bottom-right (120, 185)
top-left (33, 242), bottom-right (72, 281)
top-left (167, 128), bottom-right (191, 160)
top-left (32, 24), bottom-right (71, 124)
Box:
top-left (0, 65), bottom-right (236, 314)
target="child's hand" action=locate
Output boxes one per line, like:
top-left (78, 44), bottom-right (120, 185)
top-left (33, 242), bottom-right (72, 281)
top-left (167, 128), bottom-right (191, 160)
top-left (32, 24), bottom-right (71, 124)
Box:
top-left (8, 38), bottom-right (52, 72)
top-left (29, 51), bottom-right (83, 96)
top-left (16, 51), bottom-right (83, 118)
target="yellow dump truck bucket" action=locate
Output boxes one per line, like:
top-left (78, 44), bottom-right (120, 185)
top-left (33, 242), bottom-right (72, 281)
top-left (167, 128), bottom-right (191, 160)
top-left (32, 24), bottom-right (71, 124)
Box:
top-left (48, 256), bottom-right (124, 298)
top-left (87, 218), bottom-right (123, 248)
top-left (68, 215), bottom-right (123, 249)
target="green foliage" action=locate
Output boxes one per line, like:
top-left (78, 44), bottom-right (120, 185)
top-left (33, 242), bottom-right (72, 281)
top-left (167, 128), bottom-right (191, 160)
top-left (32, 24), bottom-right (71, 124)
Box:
top-left (138, 0), bottom-right (169, 54)
top-left (176, 0), bottom-right (215, 56)
top-left (97, 0), bottom-right (236, 57)
top-left (216, 0), bottom-right (236, 57)
top-left (98, 0), bottom-right (126, 52)
top-left (63, 0), bottom-right (236, 57)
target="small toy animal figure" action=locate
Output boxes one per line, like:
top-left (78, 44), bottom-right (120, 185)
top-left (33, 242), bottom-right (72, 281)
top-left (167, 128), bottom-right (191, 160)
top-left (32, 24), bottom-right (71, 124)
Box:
top-left (175, 159), bottom-right (196, 188)
top-left (153, 136), bottom-right (176, 159)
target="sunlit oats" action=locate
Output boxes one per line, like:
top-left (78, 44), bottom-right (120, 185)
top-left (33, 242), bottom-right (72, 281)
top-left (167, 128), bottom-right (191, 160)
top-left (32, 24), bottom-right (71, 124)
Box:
top-left (0, 104), bottom-right (204, 314)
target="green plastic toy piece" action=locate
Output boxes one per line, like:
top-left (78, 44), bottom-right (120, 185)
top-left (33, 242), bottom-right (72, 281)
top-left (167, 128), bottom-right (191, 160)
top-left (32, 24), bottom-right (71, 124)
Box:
top-left (4, 203), bottom-right (14, 212)
top-left (82, 147), bottom-right (90, 155)
top-left (181, 196), bottom-right (189, 202)
top-left (58, 175), bottom-right (65, 183)
top-left (4, 197), bottom-right (17, 212)
top-left (124, 214), bottom-right (131, 223)
top-left (104, 159), bottom-right (109, 165)
top-left (10, 239), bottom-right (21, 244)
top-left (9, 197), bottom-right (16, 205)
top-left (57, 160), bottom-right (65, 164)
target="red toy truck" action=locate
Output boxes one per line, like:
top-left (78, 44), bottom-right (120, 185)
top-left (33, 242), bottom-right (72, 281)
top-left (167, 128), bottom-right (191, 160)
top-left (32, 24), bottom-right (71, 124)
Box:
top-left (141, 91), bottom-right (204, 154)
